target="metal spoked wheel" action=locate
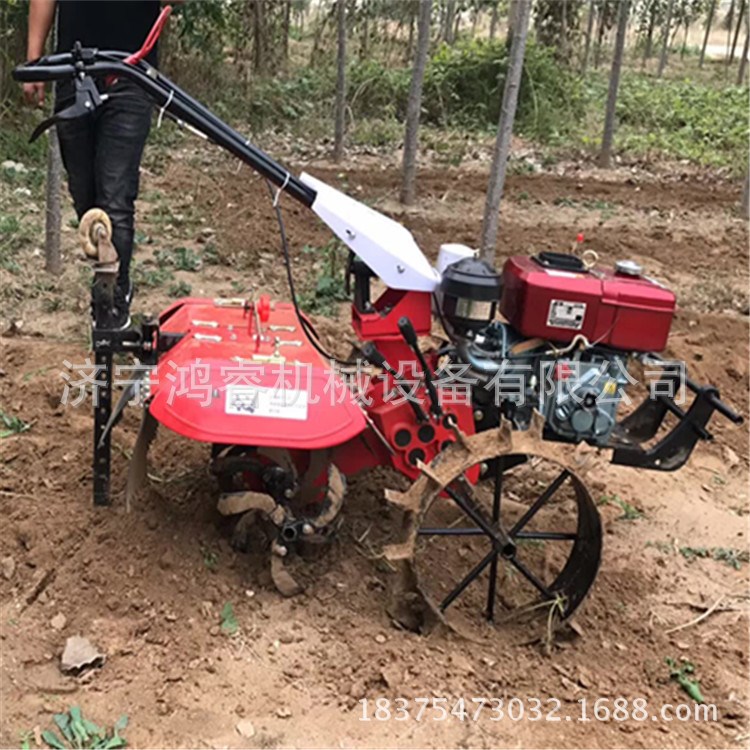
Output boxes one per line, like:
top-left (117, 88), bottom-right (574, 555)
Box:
top-left (385, 424), bottom-right (602, 636)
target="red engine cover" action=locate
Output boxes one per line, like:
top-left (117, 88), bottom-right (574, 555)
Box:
top-left (500, 256), bottom-right (675, 352)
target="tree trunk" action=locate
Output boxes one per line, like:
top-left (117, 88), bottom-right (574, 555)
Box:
top-left (444, 0), bottom-right (456, 43)
top-left (489, 3), bottom-right (499, 39)
top-left (479, 0), bottom-right (531, 263)
top-left (593, 1), bottom-right (607, 69)
top-left (507, 0), bottom-right (520, 46)
top-left (401, 0), bottom-right (433, 205)
top-left (333, 0), bottom-right (346, 162)
top-left (599, 0), bottom-right (629, 168)
top-left (681, 21), bottom-right (690, 59)
top-left (730, 0), bottom-right (746, 62)
top-left (582, 0), bottom-right (595, 73)
top-left (738, 27), bottom-right (749, 83)
top-left (361, 0), bottom-right (370, 60)
top-left (657, 0), bottom-right (675, 76)
top-left (699, 0), bottom-right (717, 67)
top-left (642, 2), bottom-right (656, 68)
top-left (407, 2), bottom-right (416, 60)
top-left (282, 0), bottom-right (291, 63)
top-left (252, 0), bottom-right (266, 74)
top-left (45, 128), bottom-right (63, 276)
top-left (560, 0), bottom-right (568, 59)
top-left (726, 0), bottom-right (736, 68)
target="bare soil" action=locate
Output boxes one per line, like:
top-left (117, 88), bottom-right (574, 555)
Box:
top-left (1, 143), bottom-right (748, 749)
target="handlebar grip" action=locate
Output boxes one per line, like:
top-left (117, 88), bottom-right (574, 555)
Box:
top-left (361, 342), bottom-right (387, 368)
top-left (13, 63), bottom-right (77, 83)
top-left (397, 316), bottom-right (418, 347)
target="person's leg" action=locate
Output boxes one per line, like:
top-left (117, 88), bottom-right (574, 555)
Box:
top-left (56, 109), bottom-right (96, 220)
top-left (93, 80), bottom-right (153, 296)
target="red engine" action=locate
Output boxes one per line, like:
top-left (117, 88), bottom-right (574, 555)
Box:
top-left (499, 254), bottom-right (676, 352)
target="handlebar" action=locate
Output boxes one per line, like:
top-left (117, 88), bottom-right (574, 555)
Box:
top-left (13, 49), bottom-right (317, 209)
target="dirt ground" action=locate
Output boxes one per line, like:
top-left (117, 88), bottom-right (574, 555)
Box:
top-left (1, 140), bottom-right (748, 749)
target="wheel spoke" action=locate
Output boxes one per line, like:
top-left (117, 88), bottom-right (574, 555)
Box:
top-left (418, 528), bottom-right (483, 536)
top-left (486, 459), bottom-right (503, 621)
top-left (509, 470), bottom-right (570, 537)
top-left (515, 530), bottom-right (577, 541)
top-left (444, 485), bottom-right (514, 555)
top-left (440, 548), bottom-right (496, 612)
top-left (509, 555), bottom-right (553, 599)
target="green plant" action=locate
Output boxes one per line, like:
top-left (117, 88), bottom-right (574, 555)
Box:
top-left (598, 493), bottom-right (643, 521)
top-left (202, 545), bottom-right (219, 571)
top-left (38, 706), bottom-right (128, 749)
top-left (299, 239), bottom-right (348, 316)
top-left (155, 246), bottom-right (202, 272)
top-left (131, 262), bottom-right (173, 289)
top-left (168, 280), bottom-right (192, 298)
top-left (680, 545), bottom-right (749, 570)
top-left (665, 657), bottom-right (704, 703)
top-left (0, 410), bottom-right (30, 438)
top-left (220, 601), bottom-right (238, 635)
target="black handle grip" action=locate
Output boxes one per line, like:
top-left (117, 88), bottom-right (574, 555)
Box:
top-left (361, 342), bottom-right (387, 369)
top-left (398, 316), bottom-right (418, 347)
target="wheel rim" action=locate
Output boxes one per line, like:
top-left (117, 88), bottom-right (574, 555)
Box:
top-left (413, 452), bottom-right (601, 628)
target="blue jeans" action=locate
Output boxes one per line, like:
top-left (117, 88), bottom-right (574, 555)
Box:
top-left (56, 79), bottom-right (152, 291)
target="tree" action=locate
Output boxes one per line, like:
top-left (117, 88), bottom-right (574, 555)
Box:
top-left (582, 0), bottom-right (596, 73)
top-left (479, 0), bottom-right (531, 263)
top-left (730, 0), bottom-right (746, 62)
top-left (333, 0), bottom-right (346, 162)
top-left (45, 128), bottom-right (63, 276)
top-left (444, 0), bottom-right (457, 43)
top-left (401, 0), bottom-right (433, 204)
top-left (657, 0), bottom-right (675, 76)
top-left (699, 0), bottom-right (717, 67)
top-left (739, 25), bottom-right (749, 83)
top-left (599, 0), bottom-right (629, 168)
top-left (489, 1), bottom-right (499, 38)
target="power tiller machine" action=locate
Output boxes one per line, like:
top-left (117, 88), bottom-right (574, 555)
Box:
top-left (14, 11), bottom-right (743, 634)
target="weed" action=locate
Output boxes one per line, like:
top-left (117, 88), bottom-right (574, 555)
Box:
top-left (202, 545), bottom-right (219, 572)
top-left (665, 657), bottom-right (704, 703)
top-left (172, 246), bottom-right (202, 272)
top-left (0, 411), bottom-right (31, 438)
top-left (299, 239), bottom-right (348, 316)
top-left (168, 280), bottom-right (192, 298)
top-left (132, 262), bottom-right (173, 289)
top-left (220, 602), bottom-right (238, 635)
top-left (599, 493), bottom-right (643, 521)
top-left (37, 706), bottom-right (128, 749)
top-left (680, 545), bottom-right (749, 570)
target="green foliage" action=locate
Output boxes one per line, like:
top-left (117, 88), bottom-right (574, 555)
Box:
top-left (665, 657), bottom-right (704, 703)
top-left (299, 239), bottom-right (348, 316)
top-left (679, 545), bottom-right (749, 569)
top-left (220, 602), bottom-right (238, 635)
top-left (154, 246), bottom-right (202, 272)
top-left (38, 706), bottom-right (128, 749)
top-left (345, 39), bottom-right (585, 142)
top-left (0, 409), bottom-right (31, 438)
top-left (167, 280), bottom-right (192, 298)
top-left (131, 262), bottom-right (173, 289)
top-left (579, 71), bottom-right (749, 168)
top-left (598, 493), bottom-right (644, 520)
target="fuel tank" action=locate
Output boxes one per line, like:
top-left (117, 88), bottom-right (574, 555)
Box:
top-left (499, 255), bottom-right (676, 352)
